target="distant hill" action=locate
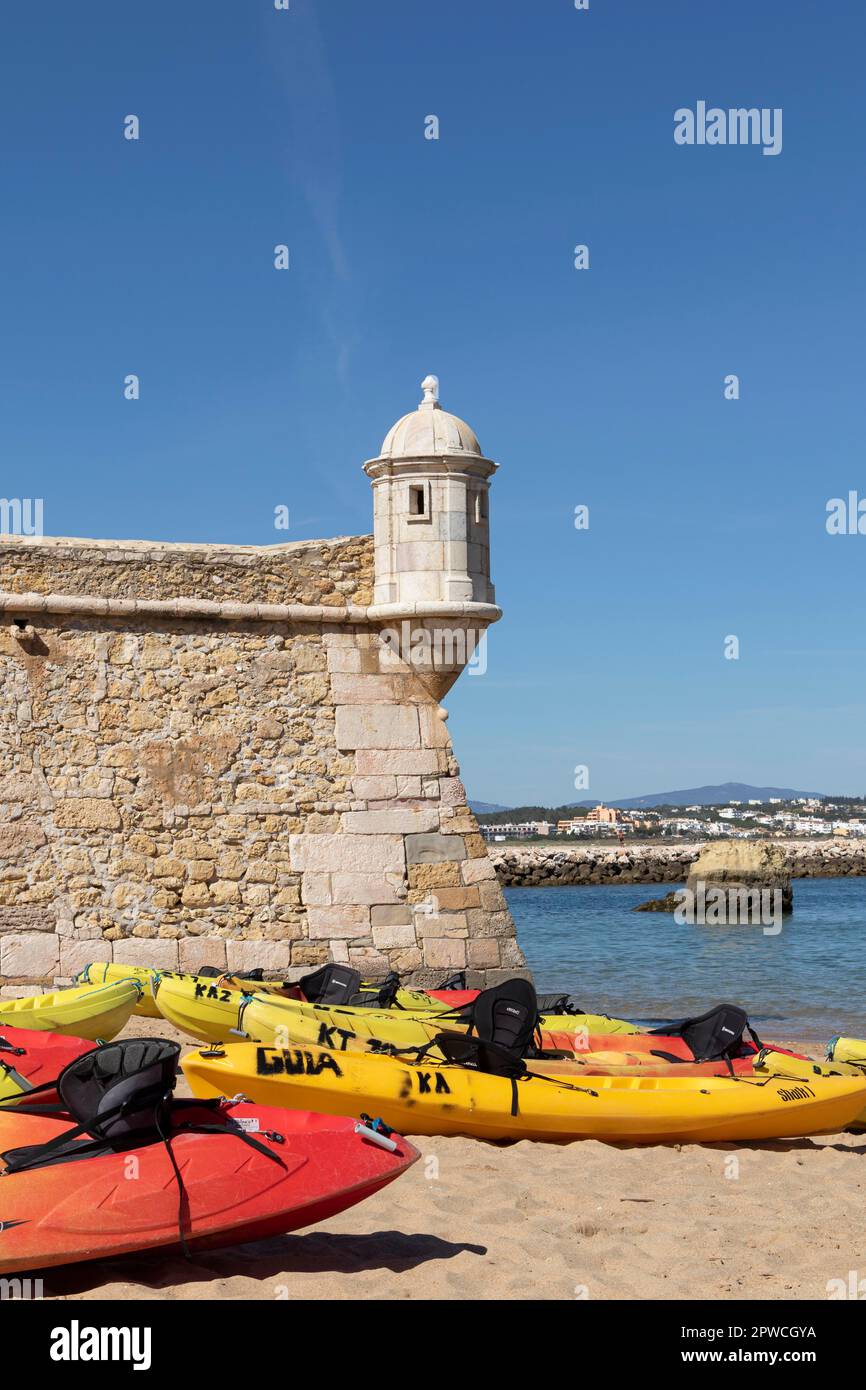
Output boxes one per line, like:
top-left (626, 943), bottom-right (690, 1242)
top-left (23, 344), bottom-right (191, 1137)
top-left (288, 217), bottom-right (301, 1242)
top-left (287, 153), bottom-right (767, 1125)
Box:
top-left (571, 783), bottom-right (828, 809)
top-left (473, 783), bottom-right (834, 825)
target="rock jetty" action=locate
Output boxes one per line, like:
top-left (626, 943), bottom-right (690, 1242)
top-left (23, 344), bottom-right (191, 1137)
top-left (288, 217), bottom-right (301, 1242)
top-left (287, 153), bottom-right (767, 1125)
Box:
top-left (490, 839), bottom-right (866, 888)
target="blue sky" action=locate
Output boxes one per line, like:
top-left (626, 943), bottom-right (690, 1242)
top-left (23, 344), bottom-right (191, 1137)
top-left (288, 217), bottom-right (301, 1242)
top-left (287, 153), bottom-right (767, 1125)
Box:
top-left (3, 0), bottom-right (865, 805)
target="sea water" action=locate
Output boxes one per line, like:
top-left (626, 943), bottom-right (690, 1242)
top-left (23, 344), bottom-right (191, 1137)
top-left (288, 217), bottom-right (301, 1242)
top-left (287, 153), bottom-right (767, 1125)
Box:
top-left (506, 877), bottom-right (866, 1043)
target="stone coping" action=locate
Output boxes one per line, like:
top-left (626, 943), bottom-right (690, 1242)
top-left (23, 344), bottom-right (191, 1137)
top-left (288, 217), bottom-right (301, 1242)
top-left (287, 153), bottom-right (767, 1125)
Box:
top-left (0, 534), bottom-right (362, 559)
top-left (0, 591), bottom-right (502, 626)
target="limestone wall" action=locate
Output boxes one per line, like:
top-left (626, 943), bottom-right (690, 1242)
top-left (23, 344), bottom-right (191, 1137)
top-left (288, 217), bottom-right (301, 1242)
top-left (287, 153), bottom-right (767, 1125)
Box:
top-left (0, 535), bottom-right (522, 989)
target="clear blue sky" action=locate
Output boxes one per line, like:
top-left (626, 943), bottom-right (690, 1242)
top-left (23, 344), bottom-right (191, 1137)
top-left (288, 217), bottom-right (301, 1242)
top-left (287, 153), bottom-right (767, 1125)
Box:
top-left (3, 1), bottom-right (865, 805)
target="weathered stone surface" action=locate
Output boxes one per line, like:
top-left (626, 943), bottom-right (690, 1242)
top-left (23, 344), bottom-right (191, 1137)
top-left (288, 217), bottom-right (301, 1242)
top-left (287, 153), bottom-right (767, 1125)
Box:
top-left (465, 938), bottom-right (501, 969)
top-left (113, 939), bottom-right (180, 970)
top-left (406, 833), bottom-right (467, 865)
top-left (0, 824), bottom-right (47, 859)
top-left (0, 906), bottom-right (56, 933)
top-left (179, 937), bottom-right (227, 972)
top-left (1, 932), bottom-right (59, 978)
top-left (342, 809), bottom-right (438, 835)
top-left (290, 834), bottom-right (404, 874)
top-left (354, 750), bottom-right (443, 776)
top-left (226, 941), bottom-right (292, 973)
top-left (330, 873), bottom-right (404, 905)
top-left (423, 937), bottom-right (467, 968)
top-left (53, 799), bottom-right (121, 830)
top-left (372, 923), bottom-right (417, 950)
top-left (687, 840), bottom-right (791, 901)
top-left (59, 939), bottom-right (107, 978)
top-left (306, 906), bottom-right (371, 939)
top-left (371, 905), bottom-right (413, 926)
top-left (334, 705), bottom-right (420, 751)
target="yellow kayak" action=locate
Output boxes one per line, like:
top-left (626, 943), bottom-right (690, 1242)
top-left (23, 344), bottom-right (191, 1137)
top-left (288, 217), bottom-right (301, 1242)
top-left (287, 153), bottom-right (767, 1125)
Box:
top-left (754, 1048), bottom-right (866, 1132)
top-left (182, 1040), bottom-right (866, 1144)
top-left (0, 981), bottom-right (142, 1042)
top-left (74, 962), bottom-right (162, 1018)
top-left (243, 992), bottom-right (636, 1053)
top-left (152, 971), bottom-right (637, 1048)
top-left (76, 960), bottom-right (471, 1018)
top-left (828, 1037), bottom-right (866, 1067)
top-left (152, 972), bottom-right (256, 1043)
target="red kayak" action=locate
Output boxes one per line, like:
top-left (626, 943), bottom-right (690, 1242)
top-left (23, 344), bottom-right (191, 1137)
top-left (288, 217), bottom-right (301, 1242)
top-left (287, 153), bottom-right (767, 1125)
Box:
top-left (0, 1027), bottom-right (94, 1099)
top-left (425, 989), bottom-right (479, 1008)
top-left (0, 1098), bottom-right (419, 1274)
top-left (542, 1028), bottom-right (806, 1066)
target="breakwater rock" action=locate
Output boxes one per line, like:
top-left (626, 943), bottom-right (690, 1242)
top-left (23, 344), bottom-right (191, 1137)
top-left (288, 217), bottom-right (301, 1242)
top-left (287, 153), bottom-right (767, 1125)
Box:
top-left (490, 840), bottom-right (866, 888)
top-left (636, 840), bottom-right (792, 916)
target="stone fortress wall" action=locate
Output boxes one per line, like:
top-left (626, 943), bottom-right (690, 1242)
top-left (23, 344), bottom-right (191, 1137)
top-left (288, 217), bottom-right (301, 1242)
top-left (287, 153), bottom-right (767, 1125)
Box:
top-left (0, 379), bottom-right (525, 990)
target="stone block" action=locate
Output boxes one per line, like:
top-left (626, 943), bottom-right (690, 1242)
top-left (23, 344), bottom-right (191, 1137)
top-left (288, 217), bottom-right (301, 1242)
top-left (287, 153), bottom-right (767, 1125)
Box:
top-left (53, 799), bottom-right (121, 830)
top-left (467, 939), bottom-right (502, 969)
top-left (300, 873), bottom-right (333, 906)
top-left (354, 750), bottom-right (443, 776)
top-left (306, 906), bottom-right (371, 939)
top-left (405, 833), bottom-right (466, 865)
top-left (461, 857), bottom-right (498, 884)
top-left (330, 674), bottom-right (401, 705)
top-left (291, 944), bottom-right (331, 967)
top-left (417, 706), bottom-right (451, 749)
top-left (439, 777), bottom-right (467, 807)
top-left (290, 834), bottom-right (404, 874)
top-left (422, 937), bottom-right (467, 969)
top-left (331, 872), bottom-right (403, 905)
top-left (179, 937), bottom-right (227, 972)
top-left (372, 923), bottom-right (417, 950)
top-left (416, 913), bottom-right (468, 939)
top-left (59, 938), bottom-right (109, 978)
top-left (0, 906), bottom-right (57, 933)
top-left (0, 933), bottom-right (59, 978)
top-left (342, 809), bottom-right (438, 835)
top-left (389, 946), bottom-right (423, 973)
top-left (210, 880), bottom-right (241, 905)
top-left (371, 904), bottom-right (414, 927)
top-left (181, 883), bottom-right (210, 907)
top-left (479, 881), bottom-right (507, 912)
top-left (352, 776), bottom-right (397, 801)
top-left (0, 823), bottom-right (47, 859)
top-left (407, 862), bottom-right (461, 890)
top-left (227, 941), bottom-right (292, 973)
top-left (499, 937), bottom-right (528, 968)
top-left (347, 948), bottom-right (391, 974)
top-left (334, 705), bottom-right (420, 752)
top-left (433, 886), bottom-right (480, 910)
top-left (113, 938), bottom-right (180, 970)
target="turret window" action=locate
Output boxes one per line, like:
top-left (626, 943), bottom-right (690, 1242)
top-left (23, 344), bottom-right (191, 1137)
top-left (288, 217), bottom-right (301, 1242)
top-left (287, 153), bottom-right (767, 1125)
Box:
top-left (473, 491), bottom-right (487, 524)
top-left (408, 482), bottom-right (431, 522)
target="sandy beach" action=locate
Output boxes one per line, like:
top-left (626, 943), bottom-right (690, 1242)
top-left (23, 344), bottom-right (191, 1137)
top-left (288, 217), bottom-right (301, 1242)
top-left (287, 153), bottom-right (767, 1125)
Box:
top-left (36, 1018), bottom-right (866, 1303)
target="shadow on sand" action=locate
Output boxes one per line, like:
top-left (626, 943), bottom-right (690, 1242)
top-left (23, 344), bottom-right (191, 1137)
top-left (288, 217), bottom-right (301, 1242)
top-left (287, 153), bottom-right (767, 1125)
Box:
top-left (39, 1230), bottom-right (488, 1298)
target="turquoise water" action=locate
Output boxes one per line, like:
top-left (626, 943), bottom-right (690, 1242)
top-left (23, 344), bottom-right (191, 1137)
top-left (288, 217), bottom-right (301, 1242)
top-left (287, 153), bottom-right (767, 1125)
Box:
top-left (506, 877), bottom-right (866, 1042)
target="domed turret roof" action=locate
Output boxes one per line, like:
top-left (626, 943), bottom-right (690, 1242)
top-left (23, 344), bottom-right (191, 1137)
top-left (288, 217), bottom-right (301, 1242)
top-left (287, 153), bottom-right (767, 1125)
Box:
top-left (379, 376), bottom-right (483, 459)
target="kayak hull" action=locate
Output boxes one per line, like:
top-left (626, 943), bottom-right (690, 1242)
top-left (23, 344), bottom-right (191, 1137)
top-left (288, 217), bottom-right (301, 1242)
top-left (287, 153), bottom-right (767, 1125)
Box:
top-left (0, 1100), bottom-right (419, 1275)
top-left (75, 963), bottom-right (162, 1018)
top-left (182, 1041), bottom-right (866, 1145)
top-left (0, 982), bottom-right (141, 1042)
top-left (0, 1028), bottom-right (94, 1102)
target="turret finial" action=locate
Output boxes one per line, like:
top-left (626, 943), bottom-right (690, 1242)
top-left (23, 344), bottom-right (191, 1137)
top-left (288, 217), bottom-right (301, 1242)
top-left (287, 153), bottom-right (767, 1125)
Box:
top-left (420, 374), bottom-right (440, 408)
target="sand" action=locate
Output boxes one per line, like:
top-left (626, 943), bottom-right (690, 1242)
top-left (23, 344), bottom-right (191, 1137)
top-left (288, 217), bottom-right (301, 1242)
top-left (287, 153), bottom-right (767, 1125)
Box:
top-left (32, 1018), bottom-right (866, 1302)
